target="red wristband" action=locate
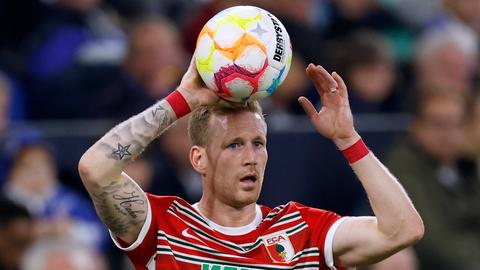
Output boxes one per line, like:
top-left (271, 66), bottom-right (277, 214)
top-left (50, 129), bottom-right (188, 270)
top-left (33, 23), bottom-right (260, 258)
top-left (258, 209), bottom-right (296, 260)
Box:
top-left (341, 138), bottom-right (369, 164)
top-left (166, 90), bottom-right (191, 118)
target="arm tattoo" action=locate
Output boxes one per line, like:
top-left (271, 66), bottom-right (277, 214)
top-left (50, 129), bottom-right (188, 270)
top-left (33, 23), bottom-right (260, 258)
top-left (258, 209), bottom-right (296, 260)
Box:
top-left (98, 100), bottom-right (174, 164)
top-left (111, 143), bottom-right (132, 160)
top-left (84, 100), bottom-right (174, 236)
top-left (92, 179), bottom-right (147, 236)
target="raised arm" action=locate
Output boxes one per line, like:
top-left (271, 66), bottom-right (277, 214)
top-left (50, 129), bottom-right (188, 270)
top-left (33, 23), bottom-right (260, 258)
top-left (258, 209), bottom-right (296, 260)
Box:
top-left (298, 64), bottom-right (424, 267)
top-left (78, 58), bottom-right (218, 244)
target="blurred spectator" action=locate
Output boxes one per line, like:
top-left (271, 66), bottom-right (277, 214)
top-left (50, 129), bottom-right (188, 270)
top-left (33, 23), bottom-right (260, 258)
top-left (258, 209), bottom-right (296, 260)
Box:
top-left (94, 16), bottom-right (188, 119)
top-left (0, 73), bottom-right (10, 141)
top-left (0, 73), bottom-right (11, 184)
top-left (122, 17), bottom-right (187, 99)
top-left (465, 93), bottom-right (480, 168)
top-left (3, 139), bottom-right (107, 251)
top-left (323, 0), bottom-right (406, 39)
top-left (0, 197), bottom-right (35, 270)
top-left (390, 0), bottom-right (444, 28)
top-left (28, 16), bottom-right (187, 119)
top-left (386, 87), bottom-right (480, 270)
top-left (24, 0), bottom-right (127, 119)
top-left (443, 0), bottom-right (480, 32)
top-left (328, 30), bottom-right (404, 113)
top-left (413, 20), bottom-right (478, 95)
top-left (21, 238), bottom-right (107, 270)
top-left (26, 0), bottom-right (125, 81)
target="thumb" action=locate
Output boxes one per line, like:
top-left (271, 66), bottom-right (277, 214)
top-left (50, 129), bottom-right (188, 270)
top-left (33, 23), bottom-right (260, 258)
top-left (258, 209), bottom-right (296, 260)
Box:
top-left (298, 96), bottom-right (318, 119)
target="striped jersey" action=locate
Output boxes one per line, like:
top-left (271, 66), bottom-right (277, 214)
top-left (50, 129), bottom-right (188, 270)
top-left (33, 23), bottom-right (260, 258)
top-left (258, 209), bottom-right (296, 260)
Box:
top-left (111, 194), bottom-right (348, 270)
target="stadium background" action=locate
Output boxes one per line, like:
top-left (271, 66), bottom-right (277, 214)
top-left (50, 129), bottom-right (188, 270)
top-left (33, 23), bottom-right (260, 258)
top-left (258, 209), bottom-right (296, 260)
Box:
top-left (0, 0), bottom-right (479, 269)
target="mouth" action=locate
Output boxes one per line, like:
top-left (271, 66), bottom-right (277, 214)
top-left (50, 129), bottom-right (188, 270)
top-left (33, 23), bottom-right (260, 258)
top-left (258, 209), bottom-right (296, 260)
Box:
top-left (240, 174), bottom-right (258, 184)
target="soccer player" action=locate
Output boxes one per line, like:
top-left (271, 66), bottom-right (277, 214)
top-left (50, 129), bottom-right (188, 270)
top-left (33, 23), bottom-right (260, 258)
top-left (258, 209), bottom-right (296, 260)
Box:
top-left (78, 58), bottom-right (424, 270)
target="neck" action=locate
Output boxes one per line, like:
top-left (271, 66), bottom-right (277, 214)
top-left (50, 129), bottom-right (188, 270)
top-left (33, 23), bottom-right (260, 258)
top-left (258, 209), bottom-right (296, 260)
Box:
top-left (197, 197), bottom-right (257, 227)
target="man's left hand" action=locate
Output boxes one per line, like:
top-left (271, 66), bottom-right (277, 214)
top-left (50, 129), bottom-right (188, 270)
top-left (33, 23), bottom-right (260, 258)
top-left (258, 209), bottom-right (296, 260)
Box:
top-left (298, 64), bottom-right (360, 150)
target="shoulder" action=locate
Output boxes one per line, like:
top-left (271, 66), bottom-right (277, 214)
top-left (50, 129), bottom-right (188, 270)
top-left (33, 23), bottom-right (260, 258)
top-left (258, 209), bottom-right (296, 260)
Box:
top-left (145, 194), bottom-right (189, 213)
top-left (285, 201), bottom-right (342, 226)
top-left (260, 201), bottom-right (341, 223)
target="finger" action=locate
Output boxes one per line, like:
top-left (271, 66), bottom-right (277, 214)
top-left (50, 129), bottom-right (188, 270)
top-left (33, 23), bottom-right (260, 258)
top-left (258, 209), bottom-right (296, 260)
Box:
top-left (306, 65), bottom-right (326, 95)
top-left (298, 96), bottom-right (318, 119)
top-left (186, 55), bottom-right (197, 75)
top-left (316, 65), bottom-right (338, 91)
top-left (306, 64), bottom-right (337, 94)
top-left (332, 71), bottom-right (348, 97)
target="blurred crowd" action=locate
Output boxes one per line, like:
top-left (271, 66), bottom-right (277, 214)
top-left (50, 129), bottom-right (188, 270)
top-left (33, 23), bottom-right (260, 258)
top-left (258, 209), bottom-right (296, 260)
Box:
top-left (0, 0), bottom-right (480, 269)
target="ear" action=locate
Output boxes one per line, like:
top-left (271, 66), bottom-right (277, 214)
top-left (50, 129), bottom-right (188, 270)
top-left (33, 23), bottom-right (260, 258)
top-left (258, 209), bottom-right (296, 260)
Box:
top-left (190, 145), bottom-right (207, 174)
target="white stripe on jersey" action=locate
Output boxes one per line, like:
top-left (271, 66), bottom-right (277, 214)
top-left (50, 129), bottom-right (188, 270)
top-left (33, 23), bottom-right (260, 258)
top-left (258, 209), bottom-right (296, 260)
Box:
top-left (159, 229), bottom-right (322, 264)
top-left (155, 247), bottom-right (320, 270)
top-left (271, 212), bottom-right (302, 228)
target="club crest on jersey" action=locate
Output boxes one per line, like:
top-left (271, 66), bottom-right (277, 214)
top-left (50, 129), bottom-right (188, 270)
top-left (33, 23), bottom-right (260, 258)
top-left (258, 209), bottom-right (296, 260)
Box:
top-left (263, 233), bottom-right (295, 263)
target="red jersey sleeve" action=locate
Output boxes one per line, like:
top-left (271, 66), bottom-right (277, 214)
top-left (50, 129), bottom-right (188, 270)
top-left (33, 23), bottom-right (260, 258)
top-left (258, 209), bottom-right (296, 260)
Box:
top-left (109, 193), bottom-right (175, 269)
top-left (295, 202), bottom-right (349, 270)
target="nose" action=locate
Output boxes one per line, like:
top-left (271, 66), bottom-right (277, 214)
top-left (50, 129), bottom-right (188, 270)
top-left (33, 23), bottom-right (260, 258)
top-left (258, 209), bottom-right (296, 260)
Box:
top-left (242, 143), bottom-right (257, 166)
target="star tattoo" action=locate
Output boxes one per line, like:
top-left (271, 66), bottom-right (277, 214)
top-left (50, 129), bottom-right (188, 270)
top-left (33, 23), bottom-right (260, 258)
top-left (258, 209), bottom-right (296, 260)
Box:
top-left (111, 143), bottom-right (132, 160)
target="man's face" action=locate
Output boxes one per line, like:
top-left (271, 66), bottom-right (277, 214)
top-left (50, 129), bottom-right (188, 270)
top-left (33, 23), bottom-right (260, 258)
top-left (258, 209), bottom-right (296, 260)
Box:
top-left (412, 97), bottom-right (465, 163)
top-left (202, 111), bottom-right (268, 208)
top-left (9, 146), bottom-right (56, 196)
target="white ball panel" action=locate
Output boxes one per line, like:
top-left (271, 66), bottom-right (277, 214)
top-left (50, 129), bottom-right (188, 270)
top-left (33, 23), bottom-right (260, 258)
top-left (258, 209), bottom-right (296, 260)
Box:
top-left (214, 24), bottom-right (244, 49)
top-left (225, 78), bottom-right (253, 100)
top-left (211, 51), bottom-right (233, 72)
top-left (234, 46), bottom-right (266, 73)
top-left (197, 68), bottom-right (217, 90)
top-left (196, 34), bottom-right (214, 61)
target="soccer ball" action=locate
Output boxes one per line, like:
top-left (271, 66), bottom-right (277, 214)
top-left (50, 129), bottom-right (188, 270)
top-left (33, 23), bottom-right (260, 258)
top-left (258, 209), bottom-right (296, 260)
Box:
top-left (195, 6), bottom-right (292, 102)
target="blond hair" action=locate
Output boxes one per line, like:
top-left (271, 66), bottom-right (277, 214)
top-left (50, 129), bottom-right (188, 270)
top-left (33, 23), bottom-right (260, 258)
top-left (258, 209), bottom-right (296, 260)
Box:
top-left (188, 101), bottom-right (265, 147)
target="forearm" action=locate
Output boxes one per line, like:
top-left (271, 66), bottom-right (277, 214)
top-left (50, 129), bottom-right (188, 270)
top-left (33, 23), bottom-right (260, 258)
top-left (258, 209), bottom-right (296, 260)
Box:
top-left (350, 151), bottom-right (424, 243)
top-left (79, 99), bottom-right (176, 185)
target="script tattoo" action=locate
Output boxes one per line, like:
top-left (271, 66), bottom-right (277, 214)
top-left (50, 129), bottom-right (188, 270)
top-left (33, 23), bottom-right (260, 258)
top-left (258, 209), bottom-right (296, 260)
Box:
top-left (92, 180), bottom-right (146, 236)
top-left (112, 191), bottom-right (145, 218)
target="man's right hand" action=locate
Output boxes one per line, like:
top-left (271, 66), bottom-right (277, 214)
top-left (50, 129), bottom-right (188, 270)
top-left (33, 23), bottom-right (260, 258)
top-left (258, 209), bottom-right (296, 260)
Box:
top-left (177, 55), bottom-right (219, 111)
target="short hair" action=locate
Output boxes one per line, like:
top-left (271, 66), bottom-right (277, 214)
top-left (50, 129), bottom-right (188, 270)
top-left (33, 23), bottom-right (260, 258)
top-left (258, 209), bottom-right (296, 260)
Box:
top-left (188, 101), bottom-right (265, 147)
top-left (327, 30), bottom-right (393, 74)
top-left (414, 22), bottom-right (477, 65)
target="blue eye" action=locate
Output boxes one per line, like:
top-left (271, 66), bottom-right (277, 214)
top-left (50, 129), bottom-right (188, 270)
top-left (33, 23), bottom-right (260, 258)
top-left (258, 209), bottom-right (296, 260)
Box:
top-left (227, 143), bottom-right (241, 149)
top-left (254, 141), bottom-right (265, 147)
